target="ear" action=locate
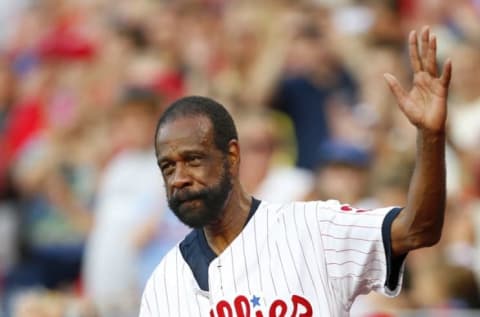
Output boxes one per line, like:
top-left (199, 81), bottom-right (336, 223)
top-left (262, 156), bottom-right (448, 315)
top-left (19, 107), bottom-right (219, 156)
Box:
top-left (227, 139), bottom-right (241, 177)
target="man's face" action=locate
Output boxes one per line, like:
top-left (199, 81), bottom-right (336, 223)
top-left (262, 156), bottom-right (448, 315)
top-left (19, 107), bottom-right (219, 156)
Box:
top-left (156, 115), bottom-right (233, 228)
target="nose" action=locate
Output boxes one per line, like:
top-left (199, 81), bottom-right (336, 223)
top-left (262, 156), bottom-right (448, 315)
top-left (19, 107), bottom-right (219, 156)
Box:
top-left (170, 163), bottom-right (193, 191)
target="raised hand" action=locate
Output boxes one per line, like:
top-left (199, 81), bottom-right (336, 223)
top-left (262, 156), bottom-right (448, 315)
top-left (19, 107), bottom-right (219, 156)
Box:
top-left (384, 26), bottom-right (452, 134)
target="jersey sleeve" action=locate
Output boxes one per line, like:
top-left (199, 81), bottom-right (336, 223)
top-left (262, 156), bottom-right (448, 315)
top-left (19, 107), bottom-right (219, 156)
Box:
top-left (316, 200), bottom-right (407, 309)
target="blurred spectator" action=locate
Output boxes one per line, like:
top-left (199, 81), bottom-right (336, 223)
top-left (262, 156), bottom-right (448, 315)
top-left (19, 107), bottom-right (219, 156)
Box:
top-left (83, 87), bottom-right (188, 316)
top-left (308, 140), bottom-right (372, 206)
top-left (410, 261), bottom-right (480, 309)
top-left (210, 2), bottom-right (293, 113)
top-left (237, 110), bottom-right (313, 203)
top-left (2, 59), bottom-right (103, 316)
top-left (449, 43), bottom-right (480, 154)
top-left (271, 15), bottom-right (359, 170)
top-left (146, 4), bottom-right (187, 103)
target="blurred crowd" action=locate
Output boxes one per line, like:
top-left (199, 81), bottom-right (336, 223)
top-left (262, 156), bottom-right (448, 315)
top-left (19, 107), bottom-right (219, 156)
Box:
top-left (1, 0), bottom-right (480, 316)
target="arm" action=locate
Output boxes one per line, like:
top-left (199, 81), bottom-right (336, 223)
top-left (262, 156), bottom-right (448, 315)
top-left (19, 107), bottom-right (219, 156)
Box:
top-left (383, 26), bottom-right (452, 256)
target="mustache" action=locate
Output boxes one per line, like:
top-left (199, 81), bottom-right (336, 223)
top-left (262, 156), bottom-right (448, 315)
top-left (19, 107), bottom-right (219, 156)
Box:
top-left (170, 188), bottom-right (209, 205)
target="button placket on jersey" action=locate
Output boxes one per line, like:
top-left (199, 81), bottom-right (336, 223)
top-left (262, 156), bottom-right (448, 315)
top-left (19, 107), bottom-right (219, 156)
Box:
top-left (208, 257), bottom-right (224, 300)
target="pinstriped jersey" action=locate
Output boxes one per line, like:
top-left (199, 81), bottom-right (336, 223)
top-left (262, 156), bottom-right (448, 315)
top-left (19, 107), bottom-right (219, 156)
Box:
top-left (139, 199), bottom-right (405, 317)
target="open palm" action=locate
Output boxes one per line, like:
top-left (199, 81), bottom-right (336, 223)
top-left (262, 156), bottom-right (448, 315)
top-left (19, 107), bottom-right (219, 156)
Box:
top-left (384, 27), bottom-right (452, 134)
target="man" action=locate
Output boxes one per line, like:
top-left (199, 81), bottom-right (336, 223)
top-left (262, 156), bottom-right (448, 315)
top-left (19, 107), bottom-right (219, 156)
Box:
top-left (140, 27), bottom-right (451, 316)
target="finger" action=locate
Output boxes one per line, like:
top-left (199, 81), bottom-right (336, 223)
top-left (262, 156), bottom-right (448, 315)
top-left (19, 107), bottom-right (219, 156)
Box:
top-left (420, 26), bottom-right (430, 63)
top-left (426, 33), bottom-right (438, 76)
top-left (440, 58), bottom-right (452, 87)
top-left (384, 73), bottom-right (408, 107)
top-left (408, 30), bottom-right (422, 73)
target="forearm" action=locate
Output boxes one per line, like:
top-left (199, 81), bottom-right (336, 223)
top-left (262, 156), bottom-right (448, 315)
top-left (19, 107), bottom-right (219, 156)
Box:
top-left (392, 129), bottom-right (446, 255)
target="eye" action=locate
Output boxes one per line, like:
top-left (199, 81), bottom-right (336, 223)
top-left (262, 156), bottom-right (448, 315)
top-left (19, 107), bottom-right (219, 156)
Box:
top-left (187, 156), bottom-right (202, 166)
top-left (160, 161), bottom-right (175, 176)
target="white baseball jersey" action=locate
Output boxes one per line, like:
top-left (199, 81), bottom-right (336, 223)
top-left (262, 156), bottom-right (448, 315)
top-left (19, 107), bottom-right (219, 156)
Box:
top-left (140, 198), bottom-right (406, 317)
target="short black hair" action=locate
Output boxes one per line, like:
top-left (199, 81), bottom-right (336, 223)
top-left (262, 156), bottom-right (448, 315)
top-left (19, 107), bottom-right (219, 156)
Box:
top-left (154, 96), bottom-right (238, 155)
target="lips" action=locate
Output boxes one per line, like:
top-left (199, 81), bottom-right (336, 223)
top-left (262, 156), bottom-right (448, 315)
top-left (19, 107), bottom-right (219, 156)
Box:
top-left (174, 190), bottom-right (206, 203)
top-left (169, 189), bottom-right (209, 213)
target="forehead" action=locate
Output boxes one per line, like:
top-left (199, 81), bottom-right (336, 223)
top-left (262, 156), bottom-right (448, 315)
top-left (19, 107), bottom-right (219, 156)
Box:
top-left (156, 115), bottom-right (214, 156)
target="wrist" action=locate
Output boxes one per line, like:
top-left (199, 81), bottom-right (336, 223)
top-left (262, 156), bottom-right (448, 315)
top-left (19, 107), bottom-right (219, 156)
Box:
top-left (418, 128), bottom-right (446, 140)
top-left (417, 129), bottom-right (446, 152)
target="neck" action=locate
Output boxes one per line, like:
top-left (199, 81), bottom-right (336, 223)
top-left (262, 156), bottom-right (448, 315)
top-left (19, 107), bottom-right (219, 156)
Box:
top-left (203, 183), bottom-right (252, 255)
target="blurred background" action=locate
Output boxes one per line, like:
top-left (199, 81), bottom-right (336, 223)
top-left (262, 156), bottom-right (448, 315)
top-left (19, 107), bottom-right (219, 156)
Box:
top-left (1, 0), bottom-right (480, 316)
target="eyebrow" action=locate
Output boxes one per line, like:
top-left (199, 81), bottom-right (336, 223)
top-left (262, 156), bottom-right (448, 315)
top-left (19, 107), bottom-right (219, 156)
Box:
top-left (157, 149), bottom-right (206, 163)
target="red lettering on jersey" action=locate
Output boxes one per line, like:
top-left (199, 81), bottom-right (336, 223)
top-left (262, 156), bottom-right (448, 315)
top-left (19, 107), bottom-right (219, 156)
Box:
top-left (216, 300), bottom-right (233, 317)
top-left (234, 295), bottom-right (251, 317)
top-left (340, 205), bottom-right (352, 211)
top-left (269, 299), bottom-right (287, 317)
top-left (211, 294), bottom-right (313, 317)
top-left (291, 295), bottom-right (313, 316)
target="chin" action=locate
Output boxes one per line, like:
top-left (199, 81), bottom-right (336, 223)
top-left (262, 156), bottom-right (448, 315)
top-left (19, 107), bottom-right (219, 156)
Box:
top-left (180, 213), bottom-right (210, 229)
top-left (176, 204), bottom-right (211, 228)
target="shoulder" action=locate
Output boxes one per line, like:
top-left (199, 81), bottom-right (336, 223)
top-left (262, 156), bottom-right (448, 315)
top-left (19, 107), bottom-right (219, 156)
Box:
top-left (141, 245), bottom-right (185, 313)
top-left (255, 200), bottom-right (322, 225)
top-left (259, 200), bottom-right (332, 215)
top-left (144, 243), bottom-right (183, 290)
top-left (261, 199), bottom-right (396, 219)
top-left (140, 246), bottom-right (179, 316)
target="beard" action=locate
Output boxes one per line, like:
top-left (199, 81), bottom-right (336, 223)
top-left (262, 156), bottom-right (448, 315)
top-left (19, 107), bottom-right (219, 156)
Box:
top-left (168, 161), bottom-right (233, 229)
